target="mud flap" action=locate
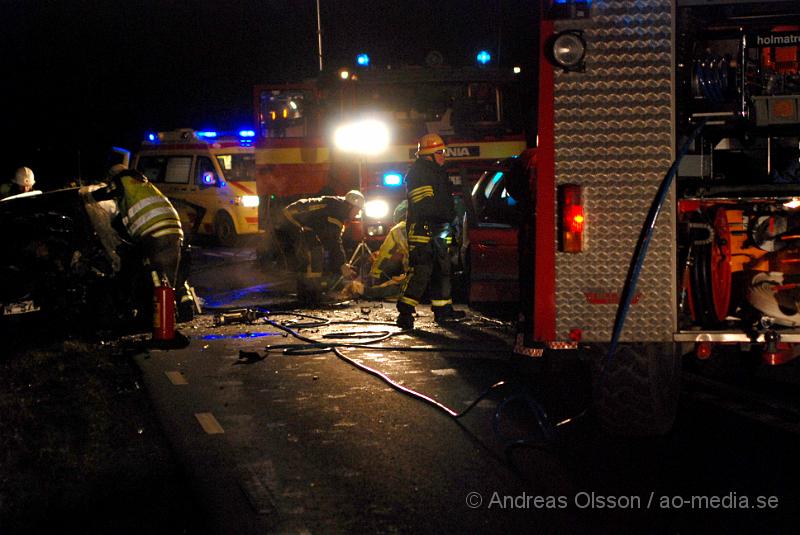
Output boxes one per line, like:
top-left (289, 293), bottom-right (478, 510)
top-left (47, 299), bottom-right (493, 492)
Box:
top-left (590, 342), bottom-right (681, 436)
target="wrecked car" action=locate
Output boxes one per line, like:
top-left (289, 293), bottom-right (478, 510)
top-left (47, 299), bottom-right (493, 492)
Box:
top-left (0, 187), bottom-right (195, 332)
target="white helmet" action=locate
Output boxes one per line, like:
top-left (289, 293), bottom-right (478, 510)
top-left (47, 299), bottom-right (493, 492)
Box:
top-left (344, 190), bottom-right (365, 210)
top-left (14, 167), bottom-right (35, 188)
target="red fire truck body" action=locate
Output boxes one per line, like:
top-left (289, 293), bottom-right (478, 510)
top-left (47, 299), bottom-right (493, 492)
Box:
top-left (522, 0), bottom-right (800, 434)
top-left (252, 67), bottom-right (528, 247)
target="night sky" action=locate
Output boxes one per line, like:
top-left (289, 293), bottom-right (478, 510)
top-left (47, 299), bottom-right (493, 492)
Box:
top-left (4, 0), bottom-right (537, 187)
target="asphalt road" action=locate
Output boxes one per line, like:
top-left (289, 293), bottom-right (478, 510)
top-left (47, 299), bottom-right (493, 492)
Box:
top-left (130, 245), bottom-right (800, 534)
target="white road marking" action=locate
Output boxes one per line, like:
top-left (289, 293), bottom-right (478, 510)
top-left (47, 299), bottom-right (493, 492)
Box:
top-left (195, 412), bottom-right (225, 434)
top-left (165, 371), bottom-right (188, 385)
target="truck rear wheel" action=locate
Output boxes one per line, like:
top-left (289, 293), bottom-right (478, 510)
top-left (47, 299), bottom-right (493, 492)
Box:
top-left (590, 342), bottom-right (681, 436)
top-left (214, 211), bottom-right (237, 247)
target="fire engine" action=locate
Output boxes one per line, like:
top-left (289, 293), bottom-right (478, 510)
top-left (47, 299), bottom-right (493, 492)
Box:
top-left (252, 64), bottom-right (529, 249)
top-left (521, 0), bottom-right (800, 434)
top-left (132, 129), bottom-right (261, 245)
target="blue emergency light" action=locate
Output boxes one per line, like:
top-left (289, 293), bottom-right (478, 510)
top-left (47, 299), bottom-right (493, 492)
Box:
top-left (197, 131), bottom-right (218, 138)
top-left (383, 172), bottom-right (403, 186)
top-left (147, 132), bottom-right (158, 142)
top-left (357, 53), bottom-right (370, 67)
top-left (239, 130), bottom-right (255, 138)
top-left (476, 50), bottom-right (492, 65)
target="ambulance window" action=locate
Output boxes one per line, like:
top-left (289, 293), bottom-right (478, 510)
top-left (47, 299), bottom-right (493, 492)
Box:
top-left (164, 156), bottom-right (192, 184)
top-left (216, 154), bottom-right (255, 182)
top-left (137, 156), bottom-right (166, 183)
top-left (195, 157), bottom-right (218, 187)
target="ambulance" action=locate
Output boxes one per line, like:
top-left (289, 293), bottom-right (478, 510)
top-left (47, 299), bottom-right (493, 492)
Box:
top-left (132, 128), bottom-right (261, 245)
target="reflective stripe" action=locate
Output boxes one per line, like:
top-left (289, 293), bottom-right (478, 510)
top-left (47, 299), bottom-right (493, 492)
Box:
top-left (409, 186), bottom-right (434, 203)
top-left (145, 218), bottom-right (182, 234)
top-left (410, 185), bottom-right (433, 197)
top-left (283, 209), bottom-right (310, 231)
top-left (409, 235), bottom-right (430, 243)
top-left (151, 227), bottom-right (184, 238)
top-left (327, 217), bottom-right (344, 228)
top-left (399, 296), bottom-right (419, 307)
top-left (122, 195), bottom-right (164, 227)
top-left (431, 299), bottom-right (452, 307)
top-left (410, 191), bottom-right (433, 202)
top-left (128, 206), bottom-right (181, 237)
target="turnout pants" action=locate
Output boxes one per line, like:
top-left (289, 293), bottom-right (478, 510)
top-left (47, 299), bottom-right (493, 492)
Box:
top-left (274, 223), bottom-right (326, 302)
top-left (142, 234), bottom-right (182, 287)
top-left (295, 231), bottom-right (325, 302)
top-left (397, 223), bottom-right (452, 314)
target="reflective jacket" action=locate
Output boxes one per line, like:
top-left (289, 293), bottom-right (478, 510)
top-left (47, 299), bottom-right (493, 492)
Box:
top-left (404, 157), bottom-right (454, 226)
top-left (95, 172), bottom-right (183, 241)
top-left (370, 221), bottom-right (408, 281)
top-left (281, 196), bottom-right (352, 268)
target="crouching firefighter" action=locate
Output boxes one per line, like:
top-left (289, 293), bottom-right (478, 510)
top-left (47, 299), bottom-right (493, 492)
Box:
top-left (90, 166), bottom-right (191, 321)
top-left (396, 134), bottom-right (465, 329)
top-left (366, 200), bottom-right (409, 300)
top-left (274, 190), bottom-right (365, 303)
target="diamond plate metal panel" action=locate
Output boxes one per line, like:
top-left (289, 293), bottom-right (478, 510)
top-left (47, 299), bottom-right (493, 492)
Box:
top-left (554, 0), bottom-right (675, 342)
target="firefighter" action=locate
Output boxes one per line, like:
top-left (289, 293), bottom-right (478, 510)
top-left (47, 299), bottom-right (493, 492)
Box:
top-left (274, 190), bottom-right (365, 303)
top-left (366, 200), bottom-right (409, 300)
top-left (0, 167), bottom-right (36, 199)
top-left (91, 166), bottom-right (184, 287)
top-left (396, 133), bottom-right (465, 329)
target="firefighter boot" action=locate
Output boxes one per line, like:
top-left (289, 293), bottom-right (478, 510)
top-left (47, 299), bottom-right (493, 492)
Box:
top-left (396, 313), bottom-right (415, 330)
top-left (396, 302), bottom-right (415, 330)
top-left (433, 305), bottom-right (466, 324)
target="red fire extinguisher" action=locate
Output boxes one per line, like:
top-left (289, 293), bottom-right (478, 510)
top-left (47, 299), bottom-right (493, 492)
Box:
top-left (152, 273), bottom-right (175, 341)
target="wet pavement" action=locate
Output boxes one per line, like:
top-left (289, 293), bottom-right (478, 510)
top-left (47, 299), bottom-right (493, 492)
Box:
top-left (129, 245), bottom-right (800, 534)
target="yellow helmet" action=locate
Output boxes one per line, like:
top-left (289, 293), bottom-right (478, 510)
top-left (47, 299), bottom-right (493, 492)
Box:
top-left (417, 133), bottom-right (446, 156)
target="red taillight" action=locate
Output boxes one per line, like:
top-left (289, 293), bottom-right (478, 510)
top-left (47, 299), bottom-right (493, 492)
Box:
top-left (559, 184), bottom-right (584, 252)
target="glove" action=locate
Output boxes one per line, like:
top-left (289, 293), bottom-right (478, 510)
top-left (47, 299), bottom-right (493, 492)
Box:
top-left (340, 263), bottom-right (357, 279)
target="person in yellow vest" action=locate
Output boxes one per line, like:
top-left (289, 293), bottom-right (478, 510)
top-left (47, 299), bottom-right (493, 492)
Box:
top-left (366, 200), bottom-right (409, 300)
top-left (274, 191), bottom-right (364, 303)
top-left (91, 166), bottom-right (184, 287)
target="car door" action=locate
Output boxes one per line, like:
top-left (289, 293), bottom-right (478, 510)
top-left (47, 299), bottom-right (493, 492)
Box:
top-left (464, 169), bottom-right (520, 303)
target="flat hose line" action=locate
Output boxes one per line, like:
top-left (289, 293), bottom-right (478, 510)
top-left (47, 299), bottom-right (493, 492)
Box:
top-left (252, 311), bottom-right (564, 456)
